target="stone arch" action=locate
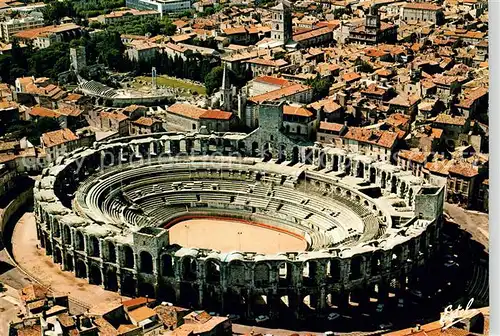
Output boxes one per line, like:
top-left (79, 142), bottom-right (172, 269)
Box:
top-left (400, 181), bottom-right (407, 199)
top-left (357, 161), bottom-right (364, 178)
top-left (89, 264), bottom-right (102, 285)
top-left (251, 141), bottom-right (259, 157)
top-left (292, 146), bottom-right (299, 163)
top-left (182, 257), bottom-right (197, 281)
top-left (89, 236), bottom-right (100, 258)
top-left (75, 259), bottom-right (87, 278)
top-left (345, 158), bottom-right (352, 175)
top-left (121, 275), bottom-right (136, 297)
top-left (408, 187), bottom-right (414, 206)
top-left (304, 147), bottom-right (313, 164)
top-left (123, 245), bottom-right (134, 268)
top-left (262, 143), bottom-right (272, 161)
top-left (326, 259), bottom-right (341, 282)
top-left (54, 246), bottom-right (62, 264)
top-left (140, 251), bottom-right (154, 274)
top-left (370, 167), bottom-right (376, 183)
top-left (278, 144), bottom-right (287, 162)
top-left (302, 260), bottom-right (317, 285)
top-left (391, 245), bottom-right (403, 270)
top-left (238, 141), bottom-right (246, 153)
top-left (333, 155), bottom-right (339, 171)
top-left (65, 254), bottom-right (74, 271)
top-left (381, 171), bottom-right (387, 189)
top-left (278, 262), bottom-right (293, 286)
top-left (52, 222), bottom-right (60, 238)
top-left (138, 282), bottom-right (155, 298)
top-left (158, 285), bottom-right (177, 303)
top-left (350, 255), bottom-right (363, 280)
top-left (75, 231), bottom-right (84, 251)
top-left (228, 260), bottom-right (246, 286)
top-left (105, 269), bottom-right (118, 291)
top-left (105, 241), bottom-right (116, 263)
top-left (371, 251), bottom-right (383, 275)
top-left (391, 175), bottom-right (397, 193)
top-left (63, 225), bottom-right (71, 245)
top-left (254, 262), bottom-right (271, 287)
top-left (318, 151), bottom-right (327, 169)
top-left (162, 254), bottom-right (175, 277)
top-left (206, 259), bottom-right (220, 284)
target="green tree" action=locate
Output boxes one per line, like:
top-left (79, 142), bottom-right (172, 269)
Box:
top-left (306, 75), bottom-right (332, 100)
top-left (355, 58), bottom-right (374, 73)
top-left (204, 66), bottom-right (224, 95)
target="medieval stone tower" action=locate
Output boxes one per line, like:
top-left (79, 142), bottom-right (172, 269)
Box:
top-left (221, 64), bottom-right (232, 111)
top-left (271, 0), bottom-right (292, 44)
top-left (365, 5), bottom-right (381, 35)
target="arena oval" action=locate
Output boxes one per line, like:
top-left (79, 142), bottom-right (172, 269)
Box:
top-left (33, 131), bottom-right (444, 320)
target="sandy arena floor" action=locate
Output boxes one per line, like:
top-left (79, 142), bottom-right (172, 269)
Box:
top-left (168, 218), bottom-right (307, 253)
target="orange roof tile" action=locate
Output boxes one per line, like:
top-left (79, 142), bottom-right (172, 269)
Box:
top-left (344, 127), bottom-right (398, 149)
top-left (283, 105), bottom-right (314, 117)
top-left (41, 128), bottom-right (78, 148)
top-left (319, 121), bottom-right (344, 132)
top-left (254, 76), bottom-right (293, 87)
top-left (128, 306), bottom-right (157, 322)
top-left (30, 106), bottom-right (60, 118)
top-left (249, 83), bottom-right (311, 103)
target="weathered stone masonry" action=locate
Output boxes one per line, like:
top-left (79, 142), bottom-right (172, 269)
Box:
top-left (34, 131), bottom-right (444, 320)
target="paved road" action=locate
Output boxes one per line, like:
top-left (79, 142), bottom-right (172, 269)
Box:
top-left (444, 203), bottom-right (489, 251)
top-left (0, 284), bottom-right (23, 335)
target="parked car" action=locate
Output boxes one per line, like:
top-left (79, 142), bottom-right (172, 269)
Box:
top-left (255, 315), bottom-right (270, 323)
top-left (376, 303), bottom-right (384, 313)
top-left (398, 298), bottom-right (404, 308)
top-left (227, 314), bottom-right (240, 321)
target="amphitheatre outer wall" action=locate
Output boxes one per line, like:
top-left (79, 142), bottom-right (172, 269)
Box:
top-left (33, 131), bottom-right (444, 320)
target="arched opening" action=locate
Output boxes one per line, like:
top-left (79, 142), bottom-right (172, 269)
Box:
top-left (53, 223), bottom-right (60, 238)
top-left (305, 148), bottom-right (313, 164)
top-left (391, 176), bottom-right (397, 194)
top-left (292, 146), bottom-right (299, 163)
top-left (75, 231), bottom-right (84, 251)
top-left (121, 275), bottom-right (136, 297)
top-left (303, 294), bottom-right (317, 311)
top-left (180, 283), bottom-right (199, 307)
top-left (65, 255), bottom-right (74, 272)
top-left (54, 247), bottom-right (62, 264)
top-left (370, 167), bottom-right (376, 183)
top-left (254, 263), bottom-right (270, 287)
top-left (408, 188), bottom-right (414, 206)
top-left (419, 232), bottom-right (427, 255)
top-left (206, 260), bottom-right (220, 284)
top-left (371, 251), bottom-right (383, 275)
top-left (318, 152), bottom-right (327, 169)
top-left (229, 260), bottom-right (246, 286)
top-left (182, 257), bottom-right (197, 281)
top-left (158, 286), bottom-right (176, 303)
top-left (123, 245), bottom-right (134, 268)
top-left (302, 261), bottom-right (317, 285)
top-left (75, 260), bottom-right (87, 278)
top-left (251, 294), bottom-right (270, 316)
top-left (278, 144), bottom-right (287, 162)
top-left (106, 241), bottom-right (116, 263)
top-left (357, 162), bottom-right (364, 178)
top-left (278, 262), bottom-right (293, 286)
top-left (89, 265), bottom-right (102, 285)
top-left (345, 158), bottom-right (352, 175)
top-left (162, 254), bottom-right (175, 277)
top-left (400, 182), bottom-right (407, 199)
top-left (262, 143), bottom-right (272, 161)
top-left (350, 256), bottom-right (363, 280)
top-left (252, 141), bottom-right (259, 157)
top-left (391, 246), bottom-right (403, 270)
top-left (45, 239), bottom-right (52, 255)
top-left (140, 251), bottom-right (154, 274)
top-left (139, 282), bottom-right (155, 298)
top-left (326, 259), bottom-right (341, 282)
top-left (105, 270), bottom-right (118, 291)
top-left (238, 141), bottom-right (246, 153)
top-left (333, 155), bottom-right (339, 171)
top-left (381, 171), bottom-right (387, 189)
top-left (63, 226), bottom-right (71, 245)
top-left (89, 236), bottom-right (100, 258)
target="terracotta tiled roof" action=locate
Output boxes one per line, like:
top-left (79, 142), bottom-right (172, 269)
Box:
top-left (292, 26), bottom-right (333, 42)
top-left (254, 76), bottom-right (293, 87)
top-left (342, 72), bottom-right (361, 83)
top-left (361, 83), bottom-right (387, 96)
top-left (403, 3), bottom-right (441, 10)
top-left (128, 306), bottom-right (157, 322)
top-left (344, 127), bottom-right (398, 149)
top-left (100, 111), bottom-right (128, 121)
top-left (455, 87), bottom-right (488, 108)
top-left (17, 324), bottom-right (42, 336)
top-left (15, 23), bottom-right (80, 39)
top-left (57, 313), bottom-right (75, 328)
top-left (309, 98), bottom-right (341, 113)
top-left (122, 297), bottom-right (156, 308)
top-left (245, 57), bottom-right (288, 67)
top-left (283, 105), bottom-right (314, 117)
top-left (132, 117), bottom-right (159, 127)
top-left (398, 150), bottom-right (427, 163)
top-left (385, 113), bottom-right (411, 128)
top-left (319, 121), bottom-right (344, 132)
top-left (389, 94), bottom-right (420, 107)
top-left (448, 162), bottom-right (479, 177)
top-left (94, 316), bottom-right (119, 336)
top-left (167, 103), bottom-right (232, 120)
top-left (223, 26), bottom-right (247, 35)
top-left (19, 284), bottom-right (48, 303)
top-left (249, 83), bottom-right (311, 103)
top-left (434, 113), bottom-right (467, 126)
top-left (41, 128), bottom-right (78, 148)
top-left (30, 106), bottom-right (60, 118)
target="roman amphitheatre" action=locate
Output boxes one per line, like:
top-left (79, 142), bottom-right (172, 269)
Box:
top-left (32, 128), bottom-right (446, 323)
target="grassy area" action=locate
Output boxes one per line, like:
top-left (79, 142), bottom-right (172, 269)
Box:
top-left (134, 76), bottom-right (206, 95)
